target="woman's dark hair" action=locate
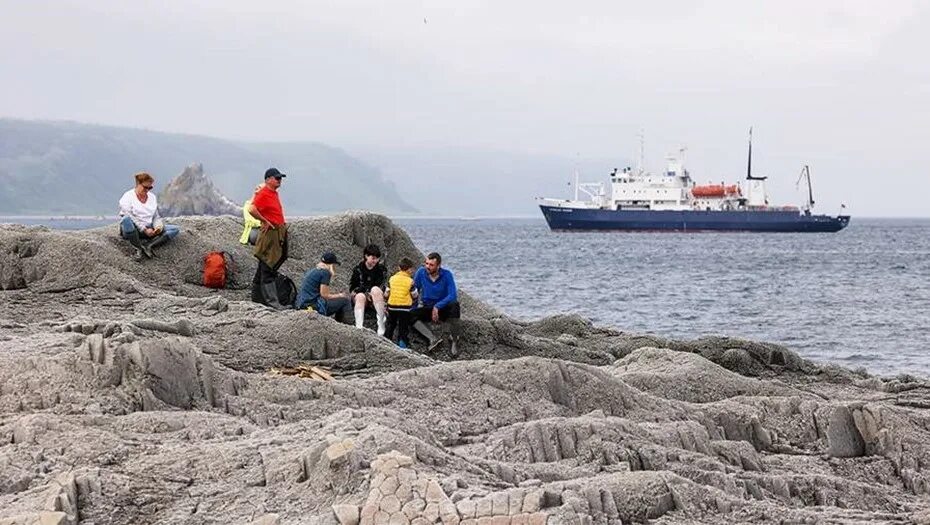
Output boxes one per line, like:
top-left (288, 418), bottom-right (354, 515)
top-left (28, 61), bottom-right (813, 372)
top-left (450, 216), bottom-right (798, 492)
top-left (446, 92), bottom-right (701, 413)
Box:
top-left (363, 244), bottom-right (382, 258)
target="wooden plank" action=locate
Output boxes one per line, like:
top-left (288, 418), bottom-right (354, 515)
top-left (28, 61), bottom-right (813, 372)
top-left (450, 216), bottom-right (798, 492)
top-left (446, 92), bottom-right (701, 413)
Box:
top-left (309, 366), bottom-right (334, 381)
top-left (268, 365), bottom-right (333, 381)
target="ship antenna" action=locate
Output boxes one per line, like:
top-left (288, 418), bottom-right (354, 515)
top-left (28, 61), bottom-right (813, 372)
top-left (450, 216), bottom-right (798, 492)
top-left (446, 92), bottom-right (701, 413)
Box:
top-left (638, 128), bottom-right (645, 174)
top-left (574, 170), bottom-right (580, 201)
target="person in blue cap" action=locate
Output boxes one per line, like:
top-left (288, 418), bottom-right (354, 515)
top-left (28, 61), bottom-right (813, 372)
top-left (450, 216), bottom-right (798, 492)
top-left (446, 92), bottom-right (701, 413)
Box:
top-left (295, 252), bottom-right (353, 323)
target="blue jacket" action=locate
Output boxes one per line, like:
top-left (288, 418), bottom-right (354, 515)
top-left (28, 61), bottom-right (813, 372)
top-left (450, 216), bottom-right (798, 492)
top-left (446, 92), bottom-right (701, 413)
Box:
top-left (413, 267), bottom-right (457, 309)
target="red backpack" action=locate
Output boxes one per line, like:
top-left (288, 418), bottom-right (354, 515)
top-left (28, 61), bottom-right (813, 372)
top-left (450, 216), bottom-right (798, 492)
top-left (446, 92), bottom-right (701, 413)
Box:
top-left (203, 252), bottom-right (227, 289)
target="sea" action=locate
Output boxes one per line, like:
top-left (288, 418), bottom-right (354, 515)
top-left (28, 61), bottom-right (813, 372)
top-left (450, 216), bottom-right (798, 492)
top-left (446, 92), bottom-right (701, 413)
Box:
top-left (5, 216), bottom-right (929, 378)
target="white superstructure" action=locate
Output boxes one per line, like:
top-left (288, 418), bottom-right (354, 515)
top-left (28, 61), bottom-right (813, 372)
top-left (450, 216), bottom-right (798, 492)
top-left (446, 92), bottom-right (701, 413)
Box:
top-left (538, 152), bottom-right (773, 212)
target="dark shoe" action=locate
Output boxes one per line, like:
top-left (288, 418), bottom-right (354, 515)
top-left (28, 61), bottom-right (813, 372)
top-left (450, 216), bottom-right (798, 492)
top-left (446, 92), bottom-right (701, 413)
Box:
top-left (145, 234), bottom-right (170, 257)
top-left (131, 247), bottom-right (145, 262)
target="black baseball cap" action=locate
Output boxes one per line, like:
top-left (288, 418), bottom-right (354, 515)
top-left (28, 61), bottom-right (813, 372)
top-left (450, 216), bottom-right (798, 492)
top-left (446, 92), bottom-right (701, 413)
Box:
top-left (264, 168), bottom-right (287, 179)
top-left (321, 252), bottom-right (340, 265)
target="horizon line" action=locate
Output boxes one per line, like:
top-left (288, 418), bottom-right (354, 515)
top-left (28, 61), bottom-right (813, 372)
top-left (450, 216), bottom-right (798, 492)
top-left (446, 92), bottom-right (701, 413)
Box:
top-left (2, 214), bottom-right (930, 221)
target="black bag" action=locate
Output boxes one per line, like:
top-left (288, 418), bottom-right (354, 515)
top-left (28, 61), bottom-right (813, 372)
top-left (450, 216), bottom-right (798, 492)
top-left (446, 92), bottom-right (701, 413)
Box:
top-left (273, 274), bottom-right (298, 309)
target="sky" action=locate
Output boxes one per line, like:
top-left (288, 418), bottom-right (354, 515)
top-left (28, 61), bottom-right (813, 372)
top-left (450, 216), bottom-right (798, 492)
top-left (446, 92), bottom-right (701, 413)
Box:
top-left (2, 0), bottom-right (928, 216)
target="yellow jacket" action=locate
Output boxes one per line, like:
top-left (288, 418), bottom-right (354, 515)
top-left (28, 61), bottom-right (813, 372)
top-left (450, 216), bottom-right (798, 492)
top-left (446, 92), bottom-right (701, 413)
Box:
top-left (239, 199), bottom-right (262, 245)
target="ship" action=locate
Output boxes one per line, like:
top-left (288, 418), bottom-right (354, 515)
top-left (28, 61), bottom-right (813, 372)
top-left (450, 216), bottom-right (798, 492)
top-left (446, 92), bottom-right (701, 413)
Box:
top-left (538, 131), bottom-right (850, 233)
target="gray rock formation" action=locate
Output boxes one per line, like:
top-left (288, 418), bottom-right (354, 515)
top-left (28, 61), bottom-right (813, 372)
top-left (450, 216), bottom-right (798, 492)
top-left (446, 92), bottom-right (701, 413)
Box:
top-left (158, 163), bottom-right (241, 217)
top-left (2, 213), bottom-right (930, 524)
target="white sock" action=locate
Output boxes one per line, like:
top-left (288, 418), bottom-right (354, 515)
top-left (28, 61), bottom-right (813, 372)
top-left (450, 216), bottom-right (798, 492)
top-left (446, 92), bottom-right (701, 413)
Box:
top-left (376, 308), bottom-right (387, 336)
top-left (354, 307), bottom-right (364, 329)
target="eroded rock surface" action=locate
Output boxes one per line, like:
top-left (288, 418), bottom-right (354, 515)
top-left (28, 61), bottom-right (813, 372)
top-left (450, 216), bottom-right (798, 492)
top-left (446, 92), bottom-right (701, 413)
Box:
top-left (2, 214), bottom-right (930, 524)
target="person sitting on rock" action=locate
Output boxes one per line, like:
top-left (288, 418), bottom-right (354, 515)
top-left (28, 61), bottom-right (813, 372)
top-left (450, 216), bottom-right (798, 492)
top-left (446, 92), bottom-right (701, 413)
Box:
top-left (384, 257), bottom-right (418, 349)
top-left (412, 252), bottom-right (463, 357)
top-left (296, 252), bottom-right (352, 323)
top-left (118, 171), bottom-right (180, 261)
top-left (349, 244), bottom-right (388, 335)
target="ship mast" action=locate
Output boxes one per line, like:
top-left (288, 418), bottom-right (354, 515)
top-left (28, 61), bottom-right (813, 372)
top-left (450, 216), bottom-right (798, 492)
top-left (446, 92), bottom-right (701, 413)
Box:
top-left (746, 127), bottom-right (766, 181)
top-left (746, 127), bottom-right (752, 179)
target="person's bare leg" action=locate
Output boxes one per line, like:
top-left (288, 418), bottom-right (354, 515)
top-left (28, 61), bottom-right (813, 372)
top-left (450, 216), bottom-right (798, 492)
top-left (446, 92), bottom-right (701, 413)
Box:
top-left (353, 293), bottom-right (367, 329)
top-left (370, 286), bottom-right (387, 336)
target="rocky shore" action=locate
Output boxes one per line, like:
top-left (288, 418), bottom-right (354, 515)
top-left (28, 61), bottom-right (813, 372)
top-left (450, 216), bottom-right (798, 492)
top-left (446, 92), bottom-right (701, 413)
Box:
top-left (2, 213), bottom-right (930, 524)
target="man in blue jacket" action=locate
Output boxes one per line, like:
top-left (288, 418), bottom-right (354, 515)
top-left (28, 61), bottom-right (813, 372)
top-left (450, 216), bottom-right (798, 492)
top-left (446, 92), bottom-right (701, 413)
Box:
top-left (412, 252), bottom-right (463, 357)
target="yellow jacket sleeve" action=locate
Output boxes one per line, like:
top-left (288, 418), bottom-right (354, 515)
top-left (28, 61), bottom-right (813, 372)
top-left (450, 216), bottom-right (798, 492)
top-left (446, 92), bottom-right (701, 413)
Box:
top-left (239, 200), bottom-right (263, 245)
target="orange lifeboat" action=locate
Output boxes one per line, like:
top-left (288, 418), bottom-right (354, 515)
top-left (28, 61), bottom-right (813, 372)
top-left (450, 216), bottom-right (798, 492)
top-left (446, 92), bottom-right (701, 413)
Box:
top-left (691, 184), bottom-right (740, 198)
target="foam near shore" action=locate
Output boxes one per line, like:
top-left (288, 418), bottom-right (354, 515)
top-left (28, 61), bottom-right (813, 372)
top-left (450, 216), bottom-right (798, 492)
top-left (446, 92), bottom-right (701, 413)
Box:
top-left (2, 213), bottom-right (930, 524)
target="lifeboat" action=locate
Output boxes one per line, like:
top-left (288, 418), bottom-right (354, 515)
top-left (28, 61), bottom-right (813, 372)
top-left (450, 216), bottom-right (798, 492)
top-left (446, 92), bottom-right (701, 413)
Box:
top-left (691, 184), bottom-right (740, 198)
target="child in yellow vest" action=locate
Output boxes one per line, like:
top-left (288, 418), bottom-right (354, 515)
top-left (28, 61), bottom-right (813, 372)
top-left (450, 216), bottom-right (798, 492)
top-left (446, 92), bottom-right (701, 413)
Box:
top-left (239, 184), bottom-right (264, 245)
top-left (384, 257), bottom-right (418, 348)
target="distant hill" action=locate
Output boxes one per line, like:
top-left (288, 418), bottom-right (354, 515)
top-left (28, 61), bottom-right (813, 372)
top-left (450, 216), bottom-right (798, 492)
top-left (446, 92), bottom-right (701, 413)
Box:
top-left (0, 119), bottom-right (416, 216)
top-left (351, 146), bottom-right (623, 217)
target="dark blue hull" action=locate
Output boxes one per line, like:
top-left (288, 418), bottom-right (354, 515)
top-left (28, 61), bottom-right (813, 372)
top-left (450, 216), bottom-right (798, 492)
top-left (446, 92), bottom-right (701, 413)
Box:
top-left (540, 205), bottom-right (850, 232)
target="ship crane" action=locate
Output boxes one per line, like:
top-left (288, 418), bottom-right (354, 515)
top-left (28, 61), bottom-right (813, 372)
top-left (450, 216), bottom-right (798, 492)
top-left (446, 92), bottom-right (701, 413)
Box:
top-left (796, 165), bottom-right (815, 215)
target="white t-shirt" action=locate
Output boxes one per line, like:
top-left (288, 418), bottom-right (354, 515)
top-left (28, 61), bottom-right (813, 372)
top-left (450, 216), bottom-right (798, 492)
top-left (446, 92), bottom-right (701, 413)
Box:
top-left (118, 189), bottom-right (159, 228)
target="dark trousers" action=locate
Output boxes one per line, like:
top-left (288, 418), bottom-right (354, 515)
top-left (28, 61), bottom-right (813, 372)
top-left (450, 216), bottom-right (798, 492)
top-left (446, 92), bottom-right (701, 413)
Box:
top-left (322, 297), bottom-right (353, 324)
top-left (251, 260), bottom-right (277, 302)
top-left (251, 236), bottom-right (288, 303)
top-left (385, 307), bottom-right (413, 343)
top-left (413, 301), bottom-right (463, 340)
top-left (413, 301), bottom-right (461, 322)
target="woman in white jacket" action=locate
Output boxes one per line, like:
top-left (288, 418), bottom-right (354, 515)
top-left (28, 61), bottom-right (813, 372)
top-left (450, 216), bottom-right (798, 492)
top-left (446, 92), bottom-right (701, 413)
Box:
top-left (118, 172), bottom-right (180, 260)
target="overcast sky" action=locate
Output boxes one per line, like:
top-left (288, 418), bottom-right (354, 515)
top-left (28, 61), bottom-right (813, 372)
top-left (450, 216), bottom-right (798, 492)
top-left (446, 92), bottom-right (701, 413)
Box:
top-left (2, 0), bottom-right (928, 216)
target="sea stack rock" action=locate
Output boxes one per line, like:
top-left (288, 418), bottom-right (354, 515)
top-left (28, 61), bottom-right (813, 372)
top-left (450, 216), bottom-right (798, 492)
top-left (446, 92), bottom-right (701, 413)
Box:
top-left (159, 163), bottom-right (240, 217)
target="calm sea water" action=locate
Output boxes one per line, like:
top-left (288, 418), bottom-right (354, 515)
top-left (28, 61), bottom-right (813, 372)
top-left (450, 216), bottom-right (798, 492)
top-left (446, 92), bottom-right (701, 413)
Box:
top-left (397, 218), bottom-right (930, 378)
top-left (7, 217), bottom-right (929, 377)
